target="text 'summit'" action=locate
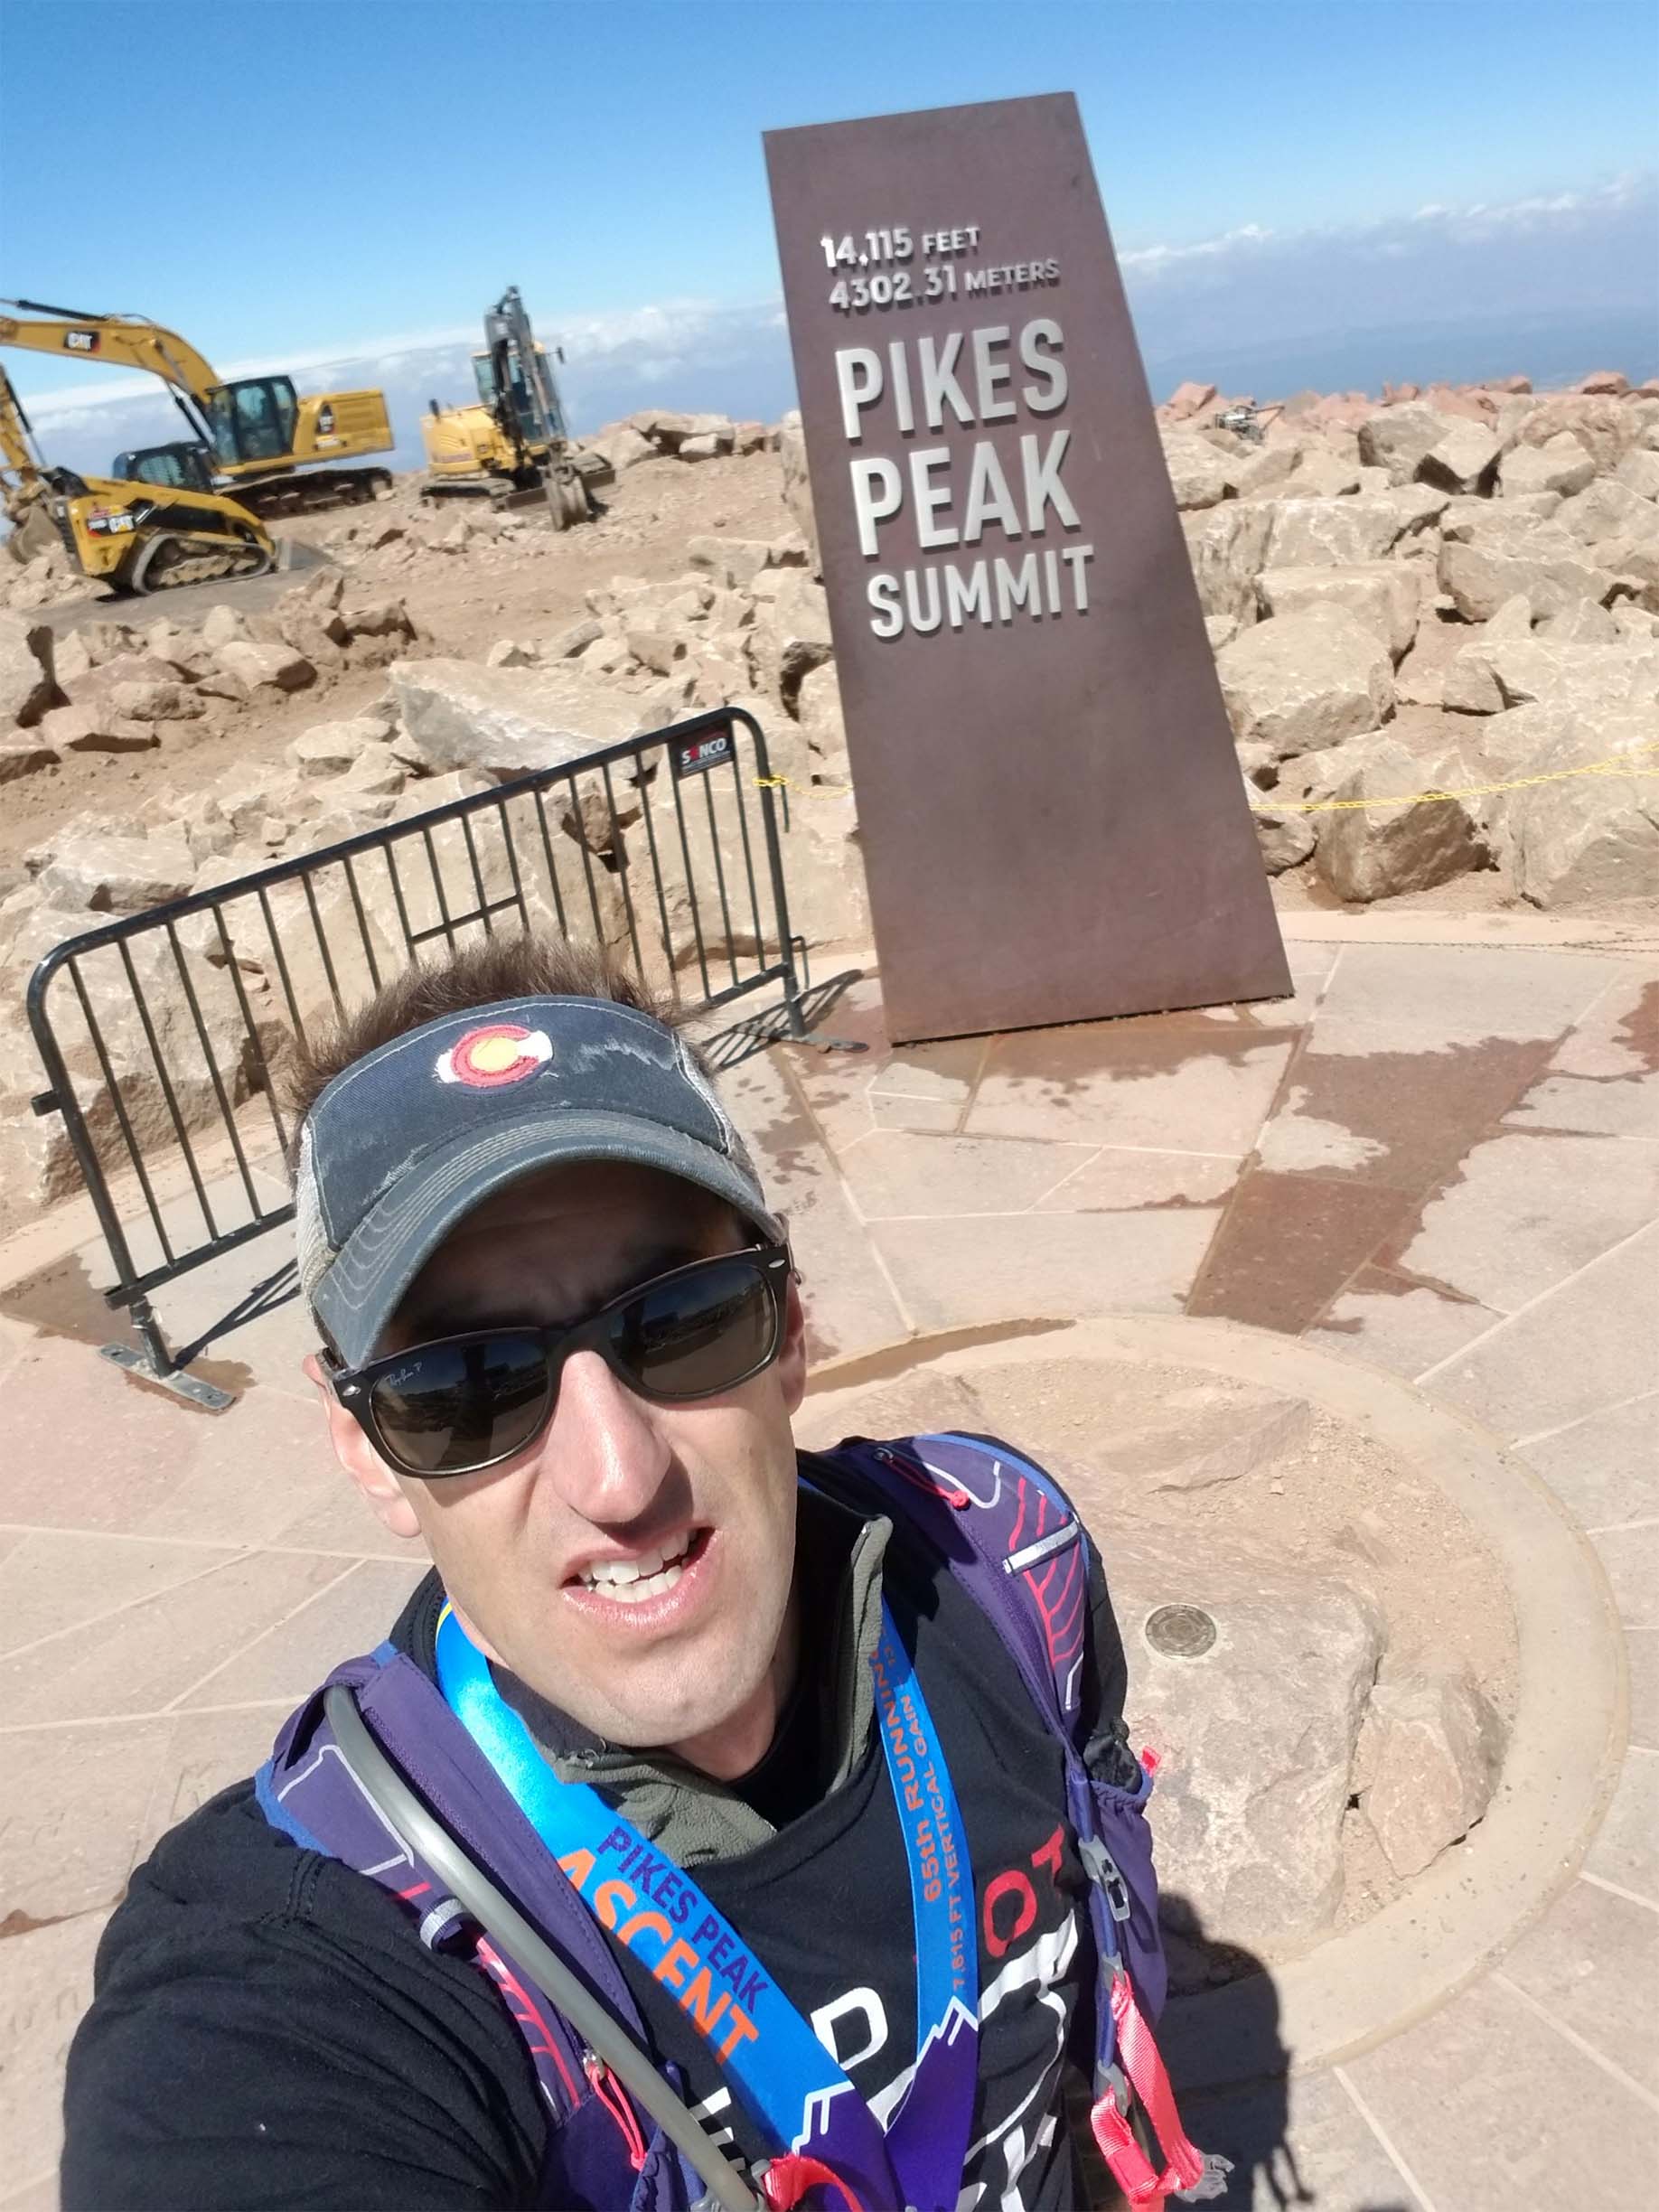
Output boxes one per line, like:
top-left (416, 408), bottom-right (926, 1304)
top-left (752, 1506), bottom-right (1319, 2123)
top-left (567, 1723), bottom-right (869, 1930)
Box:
top-left (835, 318), bottom-right (1094, 641)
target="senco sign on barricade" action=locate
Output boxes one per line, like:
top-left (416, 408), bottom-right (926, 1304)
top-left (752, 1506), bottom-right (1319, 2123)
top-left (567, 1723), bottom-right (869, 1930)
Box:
top-left (765, 94), bottom-right (1289, 1041)
top-left (24, 708), bottom-right (804, 1394)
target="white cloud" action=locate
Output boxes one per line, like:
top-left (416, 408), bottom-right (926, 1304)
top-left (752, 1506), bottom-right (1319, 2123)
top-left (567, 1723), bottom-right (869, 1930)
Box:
top-left (1120, 222), bottom-right (1273, 273)
top-left (1124, 173), bottom-right (1655, 278)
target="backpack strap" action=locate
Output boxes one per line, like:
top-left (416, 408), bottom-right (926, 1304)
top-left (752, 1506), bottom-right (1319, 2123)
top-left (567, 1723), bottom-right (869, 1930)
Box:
top-left (820, 1433), bottom-right (1228, 2208)
top-left (257, 1642), bottom-right (689, 2212)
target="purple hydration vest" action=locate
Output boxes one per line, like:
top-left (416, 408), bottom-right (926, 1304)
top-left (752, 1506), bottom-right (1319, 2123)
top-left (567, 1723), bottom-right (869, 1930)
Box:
top-left (257, 1435), bottom-right (1185, 2210)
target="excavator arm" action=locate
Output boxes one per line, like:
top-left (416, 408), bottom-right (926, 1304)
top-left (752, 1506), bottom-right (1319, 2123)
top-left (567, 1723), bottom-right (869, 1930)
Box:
top-left (0, 297), bottom-right (220, 460)
top-left (0, 362), bottom-right (44, 485)
top-left (0, 295), bottom-right (393, 507)
top-left (0, 298), bottom-right (220, 399)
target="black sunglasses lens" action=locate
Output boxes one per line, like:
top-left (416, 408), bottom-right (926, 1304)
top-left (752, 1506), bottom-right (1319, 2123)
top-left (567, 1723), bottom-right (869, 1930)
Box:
top-left (369, 1333), bottom-right (549, 1475)
top-left (358, 1251), bottom-right (783, 1475)
top-left (610, 1253), bottom-right (779, 1400)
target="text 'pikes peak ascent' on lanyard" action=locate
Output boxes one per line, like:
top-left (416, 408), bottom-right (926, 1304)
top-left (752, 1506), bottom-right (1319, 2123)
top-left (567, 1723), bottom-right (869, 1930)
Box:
top-left (436, 1601), bottom-right (980, 2212)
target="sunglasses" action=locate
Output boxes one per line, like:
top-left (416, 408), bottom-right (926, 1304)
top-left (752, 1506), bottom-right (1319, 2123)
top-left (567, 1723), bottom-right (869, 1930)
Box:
top-left (326, 1242), bottom-right (794, 1479)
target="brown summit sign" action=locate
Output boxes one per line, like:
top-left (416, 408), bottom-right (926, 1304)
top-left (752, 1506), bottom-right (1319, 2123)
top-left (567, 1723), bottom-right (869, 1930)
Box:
top-left (764, 94), bottom-right (1289, 1041)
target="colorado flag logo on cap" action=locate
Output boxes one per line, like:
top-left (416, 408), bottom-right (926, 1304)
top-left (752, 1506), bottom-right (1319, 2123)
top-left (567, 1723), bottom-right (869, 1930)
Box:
top-left (436, 1023), bottom-right (554, 1089)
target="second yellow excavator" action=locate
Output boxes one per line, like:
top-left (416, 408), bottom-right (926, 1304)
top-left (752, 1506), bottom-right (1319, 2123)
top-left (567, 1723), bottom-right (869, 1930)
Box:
top-left (422, 287), bottom-right (592, 525)
top-left (0, 297), bottom-right (395, 517)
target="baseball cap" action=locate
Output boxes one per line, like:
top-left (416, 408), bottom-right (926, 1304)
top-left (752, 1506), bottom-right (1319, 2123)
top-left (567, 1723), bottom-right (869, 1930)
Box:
top-left (293, 994), bottom-right (783, 1368)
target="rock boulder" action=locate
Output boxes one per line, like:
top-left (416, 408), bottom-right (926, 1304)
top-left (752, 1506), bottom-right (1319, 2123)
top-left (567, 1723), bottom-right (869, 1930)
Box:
top-left (389, 658), bottom-right (651, 779)
top-left (1497, 432), bottom-right (1596, 501)
top-left (747, 571), bottom-right (834, 709)
top-left (1159, 431), bottom-right (1235, 511)
top-left (36, 700), bottom-right (158, 755)
top-left (1113, 1527), bottom-right (1385, 1952)
top-left (1256, 562), bottom-right (1421, 662)
top-left (1500, 719), bottom-right (1659, 906)
top-left (1614, 448), bottom-right (1659, 503)
top-left (1313, 732), bottom-right (1491, 902)
top-left (0, 736), bottom-right (58, 783)
top-left (215, 641), bottom-right (317, 697)
top-left (1215, 605), bottom-right (1394, 760)
top-left (1088, 1391), bottom-right (1311, 1492)
top-left (1418, 418), bottom-right (1501, 495)
top-left (688, 537), bottom-right (773, 588)
top-left (0, 614), bottom-right (57, 726)
top-left (1163, 380), bottom-right (1217, 421)
top-left (777, 412), bottom-right (820, 575)
top-left (1356, 1672), bottom-right (1503, 1879)
top-left (287, 719), bottom-right (389, 779)
top-left (1439, 514), bottom-right (1612, 622)
top-left (1265, 492), bottom-right (1425, 569)
top-left (583, 424), bottom-right (654, 475)
top-left (1554, 476), bottom-right (1659, 558)
top-left (38, 830), bottom-right (195, 914)
top-left (1356, 403), bottom-right (1451, 485)
top-left (1470, 635), bottom-right (1659, 717)
top-left (1180, 501), bottom-right (1275, 627)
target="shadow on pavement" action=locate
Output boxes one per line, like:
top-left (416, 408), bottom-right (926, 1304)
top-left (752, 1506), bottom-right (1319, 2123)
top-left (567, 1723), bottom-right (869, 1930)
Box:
top-left (1163, 1894), bottom-right (1410, 2212)
top-left (698, 967), bottom-right (865, 1070)
top-left (166, 1255), bottom-right (300, 1373)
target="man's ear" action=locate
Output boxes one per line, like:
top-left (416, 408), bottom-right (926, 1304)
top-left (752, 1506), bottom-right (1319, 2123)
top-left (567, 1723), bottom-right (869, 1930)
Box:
top-left (775, 1276), bottom-right (808, 1418)
top-left (302, 1351), bottom-right (422, 1540)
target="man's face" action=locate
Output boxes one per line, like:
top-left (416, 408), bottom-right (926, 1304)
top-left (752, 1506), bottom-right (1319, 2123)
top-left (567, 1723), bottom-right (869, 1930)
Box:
top-left (312, 1161), bottom-right (805, 1759)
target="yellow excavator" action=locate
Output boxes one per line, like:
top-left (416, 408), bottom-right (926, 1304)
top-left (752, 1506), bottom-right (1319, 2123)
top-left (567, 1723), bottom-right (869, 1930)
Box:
top-left (0, 297), bottom-right (395, 518)
top-left (422, 286), bottom-right (591, 526)
top-left (1, 358), bottom-right (276, 595)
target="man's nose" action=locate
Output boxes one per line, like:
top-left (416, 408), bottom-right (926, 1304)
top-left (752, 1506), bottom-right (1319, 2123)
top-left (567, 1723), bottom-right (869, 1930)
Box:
top-left (539, 1347), bottom-right (673, 1526)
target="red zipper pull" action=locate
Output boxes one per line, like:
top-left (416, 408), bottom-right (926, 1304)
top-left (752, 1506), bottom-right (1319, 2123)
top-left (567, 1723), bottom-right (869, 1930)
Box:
top-left (583, 2051), bottom-right (648, 2171)
top-left (875, 1443), bottom-right (971, 1509)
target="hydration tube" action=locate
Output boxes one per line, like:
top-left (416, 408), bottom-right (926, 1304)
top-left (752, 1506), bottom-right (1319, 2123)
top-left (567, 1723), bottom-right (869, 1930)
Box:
top-left (323, 1683), bottom-right (762, 2212)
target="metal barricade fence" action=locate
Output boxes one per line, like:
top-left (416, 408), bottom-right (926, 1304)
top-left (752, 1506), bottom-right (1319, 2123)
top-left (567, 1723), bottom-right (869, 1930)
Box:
top-left (24, 706), bottom-right (808, 1400)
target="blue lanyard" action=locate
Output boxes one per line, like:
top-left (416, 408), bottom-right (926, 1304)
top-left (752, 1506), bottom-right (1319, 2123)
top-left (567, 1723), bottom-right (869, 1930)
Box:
top-left (436, 1599), bottom-right (979, 2210)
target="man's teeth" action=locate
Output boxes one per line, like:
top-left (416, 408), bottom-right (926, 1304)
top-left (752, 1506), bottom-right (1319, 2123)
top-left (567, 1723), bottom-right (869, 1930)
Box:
top-left (578, 1539), bottom-right (694, 1601)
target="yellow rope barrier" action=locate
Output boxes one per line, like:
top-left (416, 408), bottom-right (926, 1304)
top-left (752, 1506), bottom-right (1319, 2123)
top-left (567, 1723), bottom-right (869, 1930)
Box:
top-left (756, 743), bottom-right (1659, 818)
top-left (753, 773), bottom-right (849, 801)
top-left (1250, 740), bottom-right (1659, 815)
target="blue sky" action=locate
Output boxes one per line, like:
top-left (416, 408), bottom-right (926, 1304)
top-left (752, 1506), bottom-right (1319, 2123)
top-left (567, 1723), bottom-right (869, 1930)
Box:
top-left (3, 0), bottom-right (1655, 465)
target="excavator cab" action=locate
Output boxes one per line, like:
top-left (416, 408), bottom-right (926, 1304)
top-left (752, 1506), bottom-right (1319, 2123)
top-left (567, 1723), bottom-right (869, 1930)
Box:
top-left (473, 345), bottom-right (568, 446)
top-left (204, 375), bottom-right (300, 465)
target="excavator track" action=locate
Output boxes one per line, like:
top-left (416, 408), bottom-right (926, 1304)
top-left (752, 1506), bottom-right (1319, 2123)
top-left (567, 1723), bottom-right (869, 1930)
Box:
top-left (127, 530), bottom-right (275, 594)
top-left (235, 467), bottom-right (392, 518)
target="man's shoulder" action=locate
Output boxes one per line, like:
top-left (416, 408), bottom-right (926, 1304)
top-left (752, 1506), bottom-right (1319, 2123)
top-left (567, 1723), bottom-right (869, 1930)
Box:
top-left (104, 1777), bottom-right (406, 1972)
top-left (97, 1564), bottom-right (434, 1966)
top-left (66, 1775), bottom-right (545, 2208)
top-left (127, 1777), bottom-right (299, 1914)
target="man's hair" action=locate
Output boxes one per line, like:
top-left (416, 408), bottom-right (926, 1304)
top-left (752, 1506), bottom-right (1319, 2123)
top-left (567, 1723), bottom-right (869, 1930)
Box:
top-left (284, 933), bottom-right (678, 1157)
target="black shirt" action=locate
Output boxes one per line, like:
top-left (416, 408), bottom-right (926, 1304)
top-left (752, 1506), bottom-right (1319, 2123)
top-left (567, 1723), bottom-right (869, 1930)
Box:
top-left (61, 1455), bottom-right (1128, 2210)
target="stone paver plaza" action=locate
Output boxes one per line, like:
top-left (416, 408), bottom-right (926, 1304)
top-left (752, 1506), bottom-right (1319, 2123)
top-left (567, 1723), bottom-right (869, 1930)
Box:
top-left (1, 909), bottom-right (1655, 2208)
